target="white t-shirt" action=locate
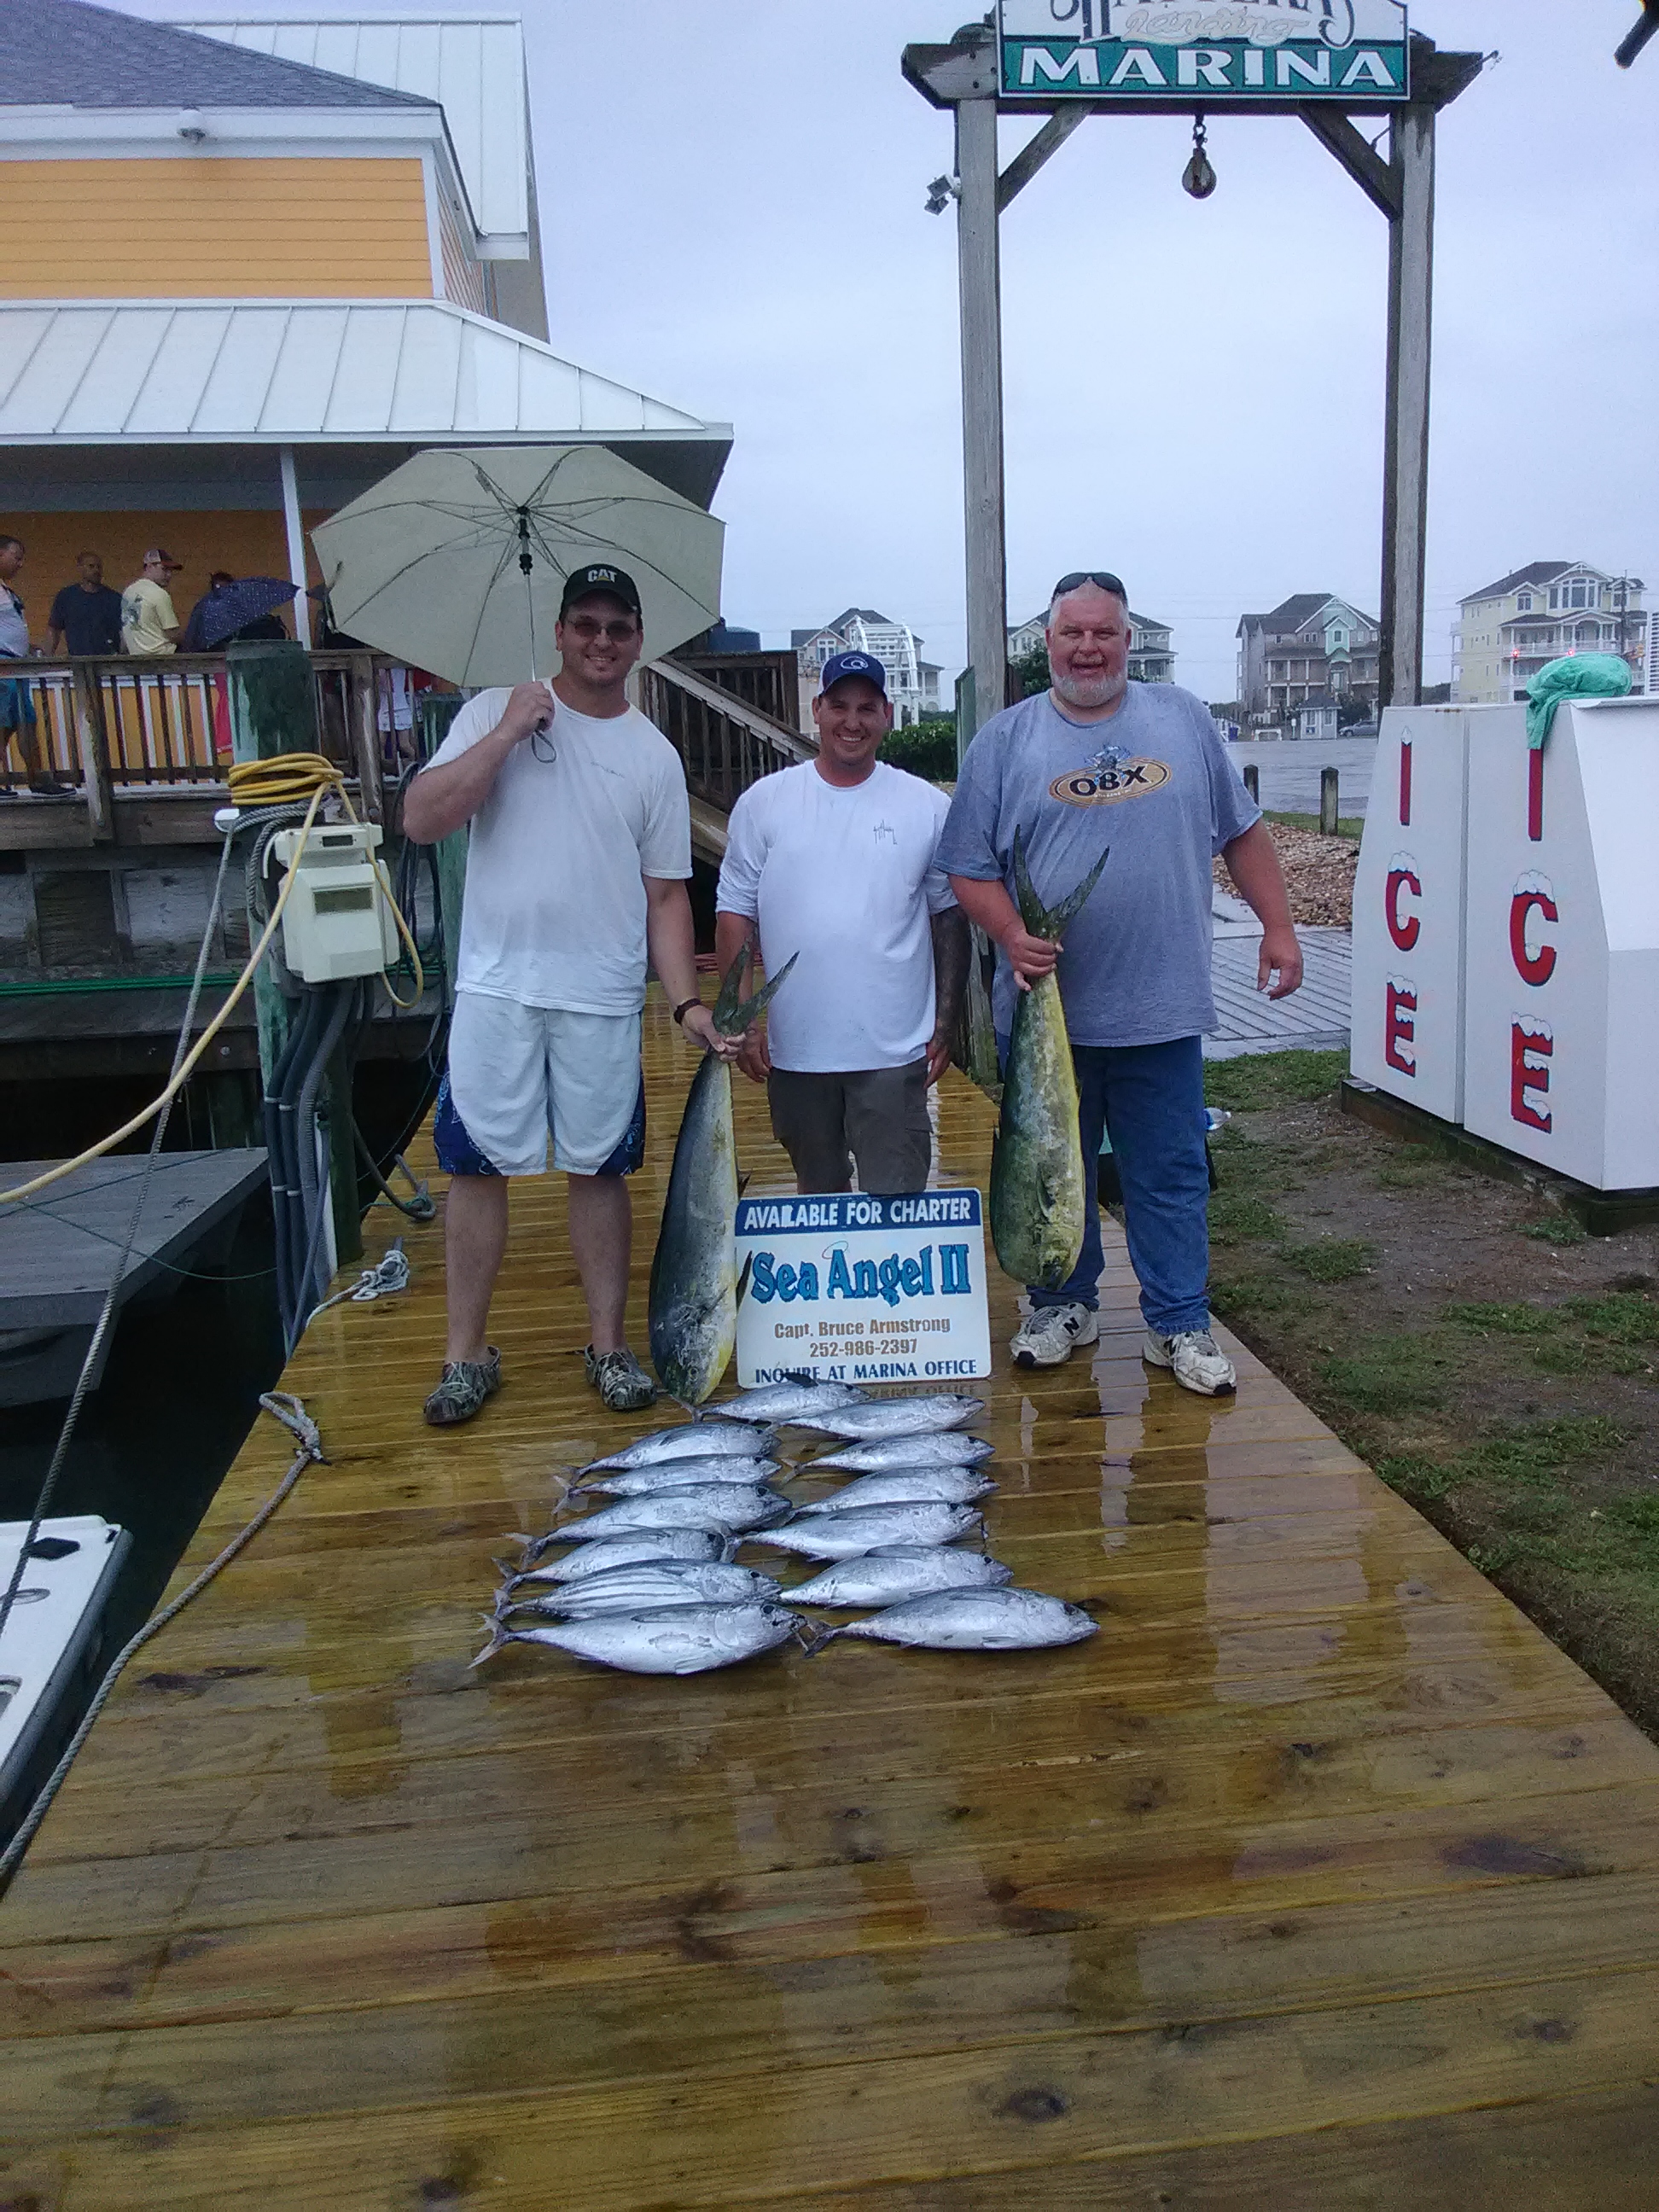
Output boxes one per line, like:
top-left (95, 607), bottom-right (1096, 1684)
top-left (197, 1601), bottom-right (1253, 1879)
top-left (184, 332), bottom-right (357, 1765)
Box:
top-left (424, 687), bottom-right (692, 1015)
top-left (717, 760), bottom-right (955, 1073)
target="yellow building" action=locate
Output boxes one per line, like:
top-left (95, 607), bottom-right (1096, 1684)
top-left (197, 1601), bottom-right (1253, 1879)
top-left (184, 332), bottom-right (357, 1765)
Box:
top-left (1453, 562), bottom-right (1649, 705)
top-left (0, 0), bottom-right (729, 643)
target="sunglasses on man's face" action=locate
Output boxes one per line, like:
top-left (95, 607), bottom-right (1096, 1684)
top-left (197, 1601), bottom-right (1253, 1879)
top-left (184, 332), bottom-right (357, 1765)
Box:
top-left (1051, 571), bottom-right (1126, 601)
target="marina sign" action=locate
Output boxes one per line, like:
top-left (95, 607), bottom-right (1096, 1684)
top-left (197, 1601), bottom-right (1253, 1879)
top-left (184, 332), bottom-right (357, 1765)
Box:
top-left (734, 1189), bottom-right (992, 1388)
top-left (998, 1), bottom-right (1411, 102)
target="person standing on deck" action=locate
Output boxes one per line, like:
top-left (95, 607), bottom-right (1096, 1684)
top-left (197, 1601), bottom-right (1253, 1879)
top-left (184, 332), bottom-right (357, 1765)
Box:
top-left (0, 536), bottom-right (66, 796)
top-left (46, 551), bottom-right (125, 658)
top-left (120, 549), bottom-right (183, 655)
top-left (938, 571), bottom-right (1303, 1396)
top-left (713, 649), bottom-right (969, 1195)
top-left (402, 564), bottom-right (736, 1425)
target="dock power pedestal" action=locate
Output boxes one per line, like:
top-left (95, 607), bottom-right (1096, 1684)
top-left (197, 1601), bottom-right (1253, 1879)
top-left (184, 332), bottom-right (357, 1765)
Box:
top-left (270, 822), bottom-right (399, 984)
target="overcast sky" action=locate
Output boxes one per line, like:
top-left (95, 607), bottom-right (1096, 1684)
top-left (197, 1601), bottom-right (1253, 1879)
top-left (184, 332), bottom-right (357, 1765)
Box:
top-left (143, 1), bottom-right (1659, 701)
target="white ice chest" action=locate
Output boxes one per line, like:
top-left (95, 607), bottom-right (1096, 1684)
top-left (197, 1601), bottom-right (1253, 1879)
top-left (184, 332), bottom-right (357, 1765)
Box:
top-left (1353, 698), bottom-right (1659, 1191)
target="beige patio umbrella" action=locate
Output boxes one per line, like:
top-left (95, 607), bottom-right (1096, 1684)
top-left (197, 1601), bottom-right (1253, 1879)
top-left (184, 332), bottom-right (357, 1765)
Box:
top-left (311, 445), bottom-right (724, 687)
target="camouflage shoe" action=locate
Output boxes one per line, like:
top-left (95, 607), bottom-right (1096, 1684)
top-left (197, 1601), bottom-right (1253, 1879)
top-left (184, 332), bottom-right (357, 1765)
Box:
top-left (422, 1347), bottom-right (502, 1426)
top-left (585, 1344), bottom-right (658, 1413)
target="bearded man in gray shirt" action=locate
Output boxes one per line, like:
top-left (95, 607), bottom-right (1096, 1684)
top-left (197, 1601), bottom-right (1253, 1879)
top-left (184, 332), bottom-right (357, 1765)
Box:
top-left (938, 572), bottom-right (1302, 1396)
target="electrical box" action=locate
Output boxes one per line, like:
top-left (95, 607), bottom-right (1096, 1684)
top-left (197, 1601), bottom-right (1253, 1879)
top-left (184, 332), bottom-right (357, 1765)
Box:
top-left (270, 821), bottom-right (399, 983)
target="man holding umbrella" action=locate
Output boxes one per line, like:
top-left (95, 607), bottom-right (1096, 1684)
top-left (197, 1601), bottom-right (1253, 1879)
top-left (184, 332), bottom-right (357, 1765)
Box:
top-left (404, 565), bottom-right (736, 1423)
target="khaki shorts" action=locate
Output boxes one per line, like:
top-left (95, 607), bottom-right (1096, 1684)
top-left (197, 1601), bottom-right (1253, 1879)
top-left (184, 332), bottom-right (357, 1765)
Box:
top-left (767, 1061), bottom-right (932, 1195)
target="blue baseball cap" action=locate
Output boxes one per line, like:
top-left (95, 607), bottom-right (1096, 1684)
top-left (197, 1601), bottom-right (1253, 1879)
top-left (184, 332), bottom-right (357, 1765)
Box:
top-left (818, 649), bottom-right (887, 696)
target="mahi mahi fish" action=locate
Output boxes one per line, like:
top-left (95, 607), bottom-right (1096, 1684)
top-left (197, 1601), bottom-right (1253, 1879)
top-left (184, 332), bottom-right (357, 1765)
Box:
top-left (812, 1586), bottom-right (1097, 1652)
top-left (795, 1468), bottom-right (996, 1512)
top-left (649, 947), bottom-right (798, 1406)
top-left (579, 1423), bottom-right (777, 1475)
top-left (750, 1502), bottom-right (983, 1560)
top-left (989, 829), bottom-right (1109, 1290)
top-left (788, 1546), bottom-right (1015, 1610)
top-left (803, 1432), bottom-right (996, 1474)
top-left (578, 1457), bottom-right (783, 1497)
top-left (471, 1603), bottom-right (802, 1674)
top-left (702, 1377), bottom-right (869, 1427)
top-left (500, 1561), bottom-right (783, 1619)
top-left (811, 1394), bottom-right (984, 1441)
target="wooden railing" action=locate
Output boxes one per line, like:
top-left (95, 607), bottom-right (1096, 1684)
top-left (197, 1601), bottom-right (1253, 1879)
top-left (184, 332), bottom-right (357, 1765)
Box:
top-left (668, 649), bottom-right (804, 736)
top-left (0, 651), bottom-right (407, 821)
top-left (637, 657), bottom-right (815, 815)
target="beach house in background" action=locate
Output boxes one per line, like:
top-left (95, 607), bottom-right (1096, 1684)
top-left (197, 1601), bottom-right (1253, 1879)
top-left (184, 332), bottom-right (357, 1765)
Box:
top-left (1452, 562), bottom-right (1649, 705)
top-left (793, 610), bottom-right (941, 729)
top-left (0, 0), bottom-right (731, 627)
top-left (1006, 608), bottom-right (1174, 686)
top-left (1236, 594), bottom-right (1380, 727)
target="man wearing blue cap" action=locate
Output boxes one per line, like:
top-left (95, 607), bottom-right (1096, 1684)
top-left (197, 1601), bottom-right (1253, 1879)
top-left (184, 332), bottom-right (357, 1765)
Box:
top-left (715, 649), bottom-right (969, 1194)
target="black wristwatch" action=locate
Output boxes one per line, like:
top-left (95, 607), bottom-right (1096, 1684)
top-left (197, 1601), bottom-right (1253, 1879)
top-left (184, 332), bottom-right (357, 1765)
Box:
top-left (672, 998), bottom-right (701, 1027)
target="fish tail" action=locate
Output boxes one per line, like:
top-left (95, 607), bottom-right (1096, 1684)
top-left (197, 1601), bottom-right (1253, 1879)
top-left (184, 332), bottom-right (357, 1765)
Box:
top-left (716, 950), bottom-right (800, 1038)
top-left (795, 1619), bottom-right (839, 1657)
top-left (720, 1536), bottom-right (738, 1563)
top-left (736, 1251), bottom-right (754, 1306)
top-left (1011, 826), bottom-right (1109, 939)
top-left (709, 940), bottom-right (752, 1029)
top-left (672, 1396), bottom-right (702, 1421)
top-left (469, 1615), bottom-right (513, 1668)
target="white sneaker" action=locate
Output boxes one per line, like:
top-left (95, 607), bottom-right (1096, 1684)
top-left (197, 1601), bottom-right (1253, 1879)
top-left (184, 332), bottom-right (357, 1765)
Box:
top-left (1011, 1303), bottom-right (1099, 1369)
top-left (1143, 1327), bottom-right (1237, 1397)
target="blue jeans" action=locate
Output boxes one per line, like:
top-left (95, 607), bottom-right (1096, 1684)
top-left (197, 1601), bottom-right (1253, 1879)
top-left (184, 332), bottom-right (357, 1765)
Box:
top-left (998, 1032), bottom-right (1212, 1336)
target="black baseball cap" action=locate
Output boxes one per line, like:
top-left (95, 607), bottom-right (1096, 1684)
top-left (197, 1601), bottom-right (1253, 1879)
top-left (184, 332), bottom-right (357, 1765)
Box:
top-left (559, 563), bottom-right (643, 620)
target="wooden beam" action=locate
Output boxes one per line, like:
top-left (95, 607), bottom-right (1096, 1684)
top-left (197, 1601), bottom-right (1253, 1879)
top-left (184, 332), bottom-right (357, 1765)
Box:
top-left (1301, 111), bottom-right (1400, 219)
top-left (1379, 104), bottom-right (1436, 709)
top-left (956, 96), bottom-right (1008, 746)
top-left (997, 107), bottom-right (1089, 212)
top-left (69, 662), bottom-right (115, 846)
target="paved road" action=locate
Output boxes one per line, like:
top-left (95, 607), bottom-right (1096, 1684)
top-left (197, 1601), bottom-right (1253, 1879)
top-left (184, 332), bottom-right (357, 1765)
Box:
top-left (1228, 735), bottom-right (1377, 820)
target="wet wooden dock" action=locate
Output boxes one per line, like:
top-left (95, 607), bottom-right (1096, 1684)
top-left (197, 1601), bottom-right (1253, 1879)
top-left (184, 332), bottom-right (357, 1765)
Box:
top-left (5, 996), bottom-right (1659, 2205)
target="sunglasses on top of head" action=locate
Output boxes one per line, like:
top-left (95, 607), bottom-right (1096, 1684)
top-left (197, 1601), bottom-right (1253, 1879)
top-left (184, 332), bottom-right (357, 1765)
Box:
top-left (1051, 571), bottom-right (1126, 602)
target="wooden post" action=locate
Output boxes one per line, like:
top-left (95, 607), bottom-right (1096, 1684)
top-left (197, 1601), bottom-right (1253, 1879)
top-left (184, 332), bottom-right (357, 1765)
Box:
top-left (1380, 103), bottom-right (1435, 708)
top-left (955, 95), bottom-right (1008, 758)
top-left (347, 653), bottom-right (384, 821)
top-left (70, 661), bottom-right (115, 844)
top-left (416, 694), bottom-right (467, 1009)
top-left (229, 643), bottom-right (321, 1098)
top-left (1320, 765), bottom-right (1340, 835)
top-left (280, 445), bottom-right (313, 651)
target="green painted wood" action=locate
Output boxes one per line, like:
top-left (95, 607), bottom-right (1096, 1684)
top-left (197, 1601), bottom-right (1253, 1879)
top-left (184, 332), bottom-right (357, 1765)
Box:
top-left (416, 695), bottom-right (467, 1005)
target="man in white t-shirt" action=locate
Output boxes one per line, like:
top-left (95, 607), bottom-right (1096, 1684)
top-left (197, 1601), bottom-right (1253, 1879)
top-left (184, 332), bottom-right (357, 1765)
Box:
top-left (120, 549), bottom-right (183, 655)
top-left (714, 650), bottom-right (968, 1194)
top-left (403, 564), bottom-right (735, 1423)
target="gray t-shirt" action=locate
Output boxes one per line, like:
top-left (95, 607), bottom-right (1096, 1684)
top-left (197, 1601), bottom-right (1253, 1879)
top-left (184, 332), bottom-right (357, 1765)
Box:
top-left (936, 683), bottom-right (1260, 1048)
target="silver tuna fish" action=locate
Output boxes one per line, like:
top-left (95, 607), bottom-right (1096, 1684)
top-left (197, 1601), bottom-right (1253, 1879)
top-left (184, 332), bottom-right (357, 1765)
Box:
top-left (579, 1457), bottom-right (783, 1497)
top-left (803, 1432), bottom-right (997, 1474)
top-left (649, 949), bottom-right (798, 1406)
top-left (815, 1586), bottom-right (1097, 1652)
top-left (795, 1467), bottom-right (996, 1512)
top-left (579, 1422), bottom-right (777, 1475)
top-left (472, 1602), bottom-right (802, 1674)
top-left (702, 1377), bottom-right (869, 1427)
top-left (811, 1394), bottom-right (985, 1442)
top-left (502, 1561), bottom-right (783, 1619)
top-left (505, 1528), bottom-right (733, 1585)
top-left (558, 1487), bottom-right (792, 1543)
top-left (788, 1545), bottom-right (1015, 1609)
top-left (750, 1501), bottom-right (983, 1559)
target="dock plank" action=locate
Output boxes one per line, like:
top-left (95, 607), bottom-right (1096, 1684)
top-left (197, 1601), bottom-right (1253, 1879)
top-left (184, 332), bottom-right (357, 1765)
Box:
top-left (5, 986), bottom-right (1659, 2203)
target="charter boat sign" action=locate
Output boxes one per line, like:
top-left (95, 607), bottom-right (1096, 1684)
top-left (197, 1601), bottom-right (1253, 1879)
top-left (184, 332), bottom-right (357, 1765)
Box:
top-left (998, 0), bottom-right (1411, 100)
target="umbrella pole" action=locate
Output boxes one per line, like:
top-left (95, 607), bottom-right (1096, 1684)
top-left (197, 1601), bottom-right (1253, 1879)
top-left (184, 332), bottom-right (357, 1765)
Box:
top-left (518, 512), bottom-right (538, 684)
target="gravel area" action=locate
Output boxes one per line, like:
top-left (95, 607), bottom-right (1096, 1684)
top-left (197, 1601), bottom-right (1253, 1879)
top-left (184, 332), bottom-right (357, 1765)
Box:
top-left (1218, 822), bottom-right (1357, 928)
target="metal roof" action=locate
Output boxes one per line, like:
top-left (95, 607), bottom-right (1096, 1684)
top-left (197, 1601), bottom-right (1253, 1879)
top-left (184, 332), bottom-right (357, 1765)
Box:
top-left (0, 300), bottom-right (725, 451)
top-left (0, 0), bottom-right (426, 111)
top-left (176, 17), bottom-right (529, 247)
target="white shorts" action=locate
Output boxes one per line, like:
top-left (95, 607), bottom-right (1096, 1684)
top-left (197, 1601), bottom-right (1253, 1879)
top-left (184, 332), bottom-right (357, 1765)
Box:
top-left (443, 993), bottom-right (643, 1177)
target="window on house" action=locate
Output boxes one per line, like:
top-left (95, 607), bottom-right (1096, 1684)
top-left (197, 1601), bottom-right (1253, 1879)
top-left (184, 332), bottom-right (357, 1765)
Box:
top-left (1516, 593), bottom-right (1532, 612)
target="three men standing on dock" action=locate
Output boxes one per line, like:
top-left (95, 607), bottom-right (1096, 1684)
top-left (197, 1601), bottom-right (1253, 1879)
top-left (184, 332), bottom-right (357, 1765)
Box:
top-left (404, 564), bottom-right (734, 1425)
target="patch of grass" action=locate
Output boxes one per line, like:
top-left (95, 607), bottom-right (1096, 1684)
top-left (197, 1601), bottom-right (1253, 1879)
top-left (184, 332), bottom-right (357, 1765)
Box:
top-left (1522, 1216), bottom-right (1589, 1245)
top-left (1279, 1236), bottom-right (1376, 1284)
top-left (1471, 1415), bottom-right (1631, 1487)
top-left (1564, 1292), bottom-right (1659, 1345)
top-left (1209, 1192), bottom-right (1287, 1246)
top-left (1444, 1301), bottom-right (1555, 1336)
top-left (1442, 1292), bottom-right (1659, 1379)
top-left (1376, 1452), bottom-right (1459, 1502)
top-left (1263, 809), bottom-right (1365, 841)
top-left (1318, 1332), bottom-right (1450, 1414)
top-left (1205, 1050), bottom-right (1349, 1115)
top-left (1210, 1270), bottom-right (1320, 1322)
top-left (1374, 1154), bottom-right (1450, 1190)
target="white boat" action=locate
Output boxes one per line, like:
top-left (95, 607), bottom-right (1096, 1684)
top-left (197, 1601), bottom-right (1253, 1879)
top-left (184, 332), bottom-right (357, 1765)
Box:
top-left (0, 1516), bottom-right (131, 1827)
